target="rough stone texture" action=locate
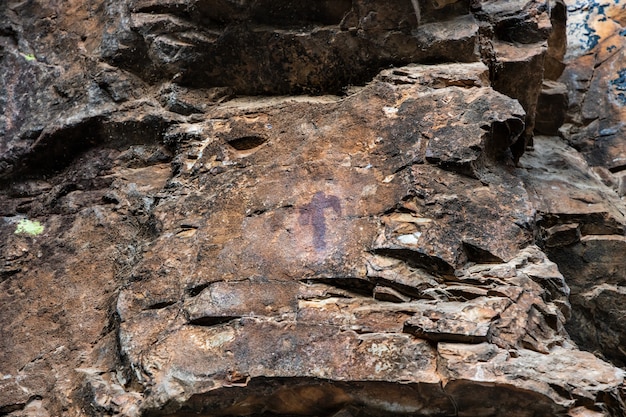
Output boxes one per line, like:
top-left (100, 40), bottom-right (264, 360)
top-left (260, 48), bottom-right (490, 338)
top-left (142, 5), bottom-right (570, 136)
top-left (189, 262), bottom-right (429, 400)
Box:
top-left (535, 80), bottom-right (569, 135)
top-left (559, 0), bottom-right (626, 173)
top-left (466, 0), bottom-right (553, 159)
top-left (517, 136), bottom-right (626, 368)
top-left (543, 0), bottom-right (626, 370)
top-left (544, 0), bottom-right (567, 81)
top-left (1, 1), bottom-right (626, 417)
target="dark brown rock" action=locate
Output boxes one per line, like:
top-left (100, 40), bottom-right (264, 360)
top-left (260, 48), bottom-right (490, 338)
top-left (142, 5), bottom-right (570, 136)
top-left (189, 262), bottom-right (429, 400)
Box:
top-left (491, 41), bottom-right (546, 157)
top-left (535, 80), bottom-right (569, 135)
top-left (474, 0), bottom-right (554, 157)
top-left (106, 0), bottom-right (482, 95)
top-left (544, 0), bottom-right (567, 80)
top-left (559, 1), bottom-right (626, 175)
top-left (518, 135), bottom-right (626, 367)
top-left (1, 1), bottom-right (626, 416)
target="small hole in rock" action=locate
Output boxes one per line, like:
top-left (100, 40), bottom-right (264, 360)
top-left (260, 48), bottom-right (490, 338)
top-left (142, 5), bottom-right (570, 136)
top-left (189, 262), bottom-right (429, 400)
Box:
top-left (227, 136), bottom-right (266, 151)
top-left (146, 301), bottom-right (176, 310)
top-left (189, 316), bottom-right (240, 326)
top-left (187, 283), bottom-right (210, 297)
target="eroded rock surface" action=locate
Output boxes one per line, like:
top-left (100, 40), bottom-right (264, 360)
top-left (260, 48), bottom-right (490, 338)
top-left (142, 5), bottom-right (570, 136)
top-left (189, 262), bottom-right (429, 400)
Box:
top-left (560, 0), bottom-right (626, 176)
top-left (1, 1), bottom-right (626, 417)
top-left (541, 0), bottom-right (626, 369)
top-left (518, 136), bottom-right (626, 368)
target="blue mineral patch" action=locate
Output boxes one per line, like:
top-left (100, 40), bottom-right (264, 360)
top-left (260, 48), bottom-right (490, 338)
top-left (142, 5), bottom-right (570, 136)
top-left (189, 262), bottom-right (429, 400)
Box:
top-left (566, 1), bottom-right (615, 53)
top-left (610, 68), bottom-right (626, 105)
top-left (567, 0), bottom-right (586, 12)
top-left (568, 21), bottom-right (600, 53)
top-left (620, 28), bottom-right (626, 36)
top-left (586, 31), bottom-right (601, 50)
top-left (612, 69), bottom-right (626, 89)
top-left (600, 126), bottom-right (619, 136)
top-left (607, 45), bottom-right (617, 52)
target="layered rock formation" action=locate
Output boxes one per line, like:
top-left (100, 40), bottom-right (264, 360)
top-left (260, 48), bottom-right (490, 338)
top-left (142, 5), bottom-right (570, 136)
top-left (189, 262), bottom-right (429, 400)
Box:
top-left (1, 1), bottom-right (625, 416)
top-left (550, 0), bottom-right (626, 369)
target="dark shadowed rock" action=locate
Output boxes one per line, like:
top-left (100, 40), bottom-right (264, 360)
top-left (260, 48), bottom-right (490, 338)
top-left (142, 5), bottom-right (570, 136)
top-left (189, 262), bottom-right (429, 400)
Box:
top-left (559, 0), bottom-right (626, 174)
top-left (535, 80), bottom-right (568, 135)
top-left (518, 135), bottom-right (626, 367)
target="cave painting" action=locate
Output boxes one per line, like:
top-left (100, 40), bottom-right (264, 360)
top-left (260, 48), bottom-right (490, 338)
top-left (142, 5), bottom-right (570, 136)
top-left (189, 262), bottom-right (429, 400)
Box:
top-left (299, 192), bottom-right (342, 251)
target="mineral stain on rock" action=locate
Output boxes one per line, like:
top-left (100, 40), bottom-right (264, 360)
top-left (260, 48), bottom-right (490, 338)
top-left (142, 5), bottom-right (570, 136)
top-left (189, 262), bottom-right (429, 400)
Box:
top-left (299, 192), bottom-right (342, 251)
top-left (610, 68), bottom-right (626, 105)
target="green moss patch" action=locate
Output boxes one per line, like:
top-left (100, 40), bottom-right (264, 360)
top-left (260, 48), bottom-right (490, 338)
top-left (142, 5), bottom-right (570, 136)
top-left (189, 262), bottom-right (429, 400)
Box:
top-left (15, 219), bottom-right (44, 236)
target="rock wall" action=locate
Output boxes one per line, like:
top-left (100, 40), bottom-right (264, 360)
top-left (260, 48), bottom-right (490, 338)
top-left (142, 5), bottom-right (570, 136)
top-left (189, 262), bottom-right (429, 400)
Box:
top-left (552, 0), bottom-right (626, 369)
top-left (1, 1), bottom-right (625, 416)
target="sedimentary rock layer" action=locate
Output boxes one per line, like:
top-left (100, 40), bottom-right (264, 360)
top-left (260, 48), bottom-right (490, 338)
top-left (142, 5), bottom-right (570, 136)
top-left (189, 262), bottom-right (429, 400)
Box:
top-left (1, 1), bottom-right (625, 416)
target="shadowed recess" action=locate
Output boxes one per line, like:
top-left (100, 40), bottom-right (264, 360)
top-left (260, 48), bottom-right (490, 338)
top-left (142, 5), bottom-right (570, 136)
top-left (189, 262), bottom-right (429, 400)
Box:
top-left (152, 378), bottom-right (457, 417)
top-left (227, 136), bottom-right (267, 151)
top-left (188, 316), bottom-right (241, 327)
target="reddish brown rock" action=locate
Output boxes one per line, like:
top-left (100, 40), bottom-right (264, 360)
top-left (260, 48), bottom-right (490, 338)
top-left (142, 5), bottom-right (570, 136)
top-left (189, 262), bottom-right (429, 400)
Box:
top-left (518, 135), bottom-right (626, 367)
top-left (1, 1), bottom-right (626, 416)
top-left (559, 0), bottom-right (626, 174)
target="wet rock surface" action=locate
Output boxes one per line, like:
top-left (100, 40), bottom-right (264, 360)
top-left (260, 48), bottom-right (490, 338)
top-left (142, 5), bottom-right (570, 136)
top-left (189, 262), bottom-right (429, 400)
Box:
top-left (1, 1), bottom-right (626, 417)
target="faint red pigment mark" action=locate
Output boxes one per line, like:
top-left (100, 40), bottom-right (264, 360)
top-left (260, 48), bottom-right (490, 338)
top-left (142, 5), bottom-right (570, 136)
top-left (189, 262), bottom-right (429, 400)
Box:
top-left (299, 191), bottom-right (342, 251)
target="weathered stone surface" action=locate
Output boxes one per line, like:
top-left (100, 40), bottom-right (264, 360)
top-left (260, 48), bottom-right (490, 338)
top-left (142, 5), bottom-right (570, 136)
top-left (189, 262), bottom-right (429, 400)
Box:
top-left (2, 1), bottom-right (626, 416)
top-left (518, 136), bottom-right (626, 367)
top-left (523, 0), bottom-right (626, 373)
top-left (535, 80), bottom-right (569, 135)
top-left (119, 245), bottom-right (593, 415)
top-left (474, 0), bottom-right (554, 157)
top-left (440, 343), bottom-right (624, 411)
top-left (559, 0), bottom-right (626, 174)
top-left (518, 136), bottom-right (625, 236)
top-left (548, 235), bottom-right (626, 366)
top-left (110, 0), bottom-right (484, 95)
top-left (544, 0), bottom-right (567, 81)
top-left (491, 40), bottom-right (546, 157)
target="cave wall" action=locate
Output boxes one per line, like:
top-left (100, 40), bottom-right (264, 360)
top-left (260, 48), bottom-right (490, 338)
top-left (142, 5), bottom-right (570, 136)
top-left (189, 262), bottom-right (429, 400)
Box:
top-left (1, 1), bottom-right (626, 416)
